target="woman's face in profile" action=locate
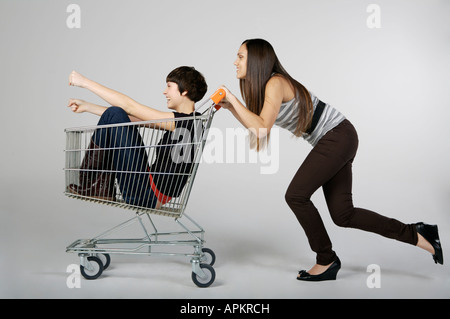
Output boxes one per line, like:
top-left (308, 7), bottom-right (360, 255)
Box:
top-left (234, 43), bottom-right (248, 79)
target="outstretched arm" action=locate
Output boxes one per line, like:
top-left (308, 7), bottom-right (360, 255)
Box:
top-left (68, 99), bottom-right (107, 116)
top-left (68, 70), bottom-right (173, 121)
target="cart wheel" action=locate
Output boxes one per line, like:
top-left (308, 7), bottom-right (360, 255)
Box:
top-left (80, 256), bottom-right (104, 280)
top-left (191, 263), bottom-right (215, 288)
top-left (201, 248), bottom-right (216, 266)
top-left (97, 253), bottom-right (111, 270)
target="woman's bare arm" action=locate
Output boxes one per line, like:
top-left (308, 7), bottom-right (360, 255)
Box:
top-left (219, 77), bottom-right (285, 138)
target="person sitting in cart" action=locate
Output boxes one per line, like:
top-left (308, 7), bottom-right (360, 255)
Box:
top-left (66, 66), bottom-right (207, 209)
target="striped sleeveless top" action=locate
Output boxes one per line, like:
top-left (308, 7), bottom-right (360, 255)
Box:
top-left (274, 91), bottom-right (345, 146)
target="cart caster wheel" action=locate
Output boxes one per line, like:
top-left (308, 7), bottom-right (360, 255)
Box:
top-left (97, 253), bottom-right (111, 270)
top-left (201, 248), bottom-right (216, 266)
top-left (192, 263), bottom-right (215, 288)
top-left (80, 256), bottom-right (104, 280)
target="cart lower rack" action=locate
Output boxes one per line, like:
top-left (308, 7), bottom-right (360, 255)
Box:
top-left (64, 89), bottom-right (225, 287)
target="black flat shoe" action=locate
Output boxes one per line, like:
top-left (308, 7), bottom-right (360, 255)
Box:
top-left (297, 257), bottom-right (341, 282)
top-left (416, 222), bottom-right (444, 265)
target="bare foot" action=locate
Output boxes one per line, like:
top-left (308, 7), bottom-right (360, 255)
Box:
top-left (416, 233), bottom-right (435, 255)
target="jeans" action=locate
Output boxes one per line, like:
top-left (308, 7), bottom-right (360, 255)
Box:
top-left (93, 107), bottom-right (158, 208)
top-left (285, 119), bottom-right (418, 265)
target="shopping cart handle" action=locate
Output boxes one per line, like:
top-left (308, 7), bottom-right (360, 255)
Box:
top-left (210, 88), bottom-right (226, 106)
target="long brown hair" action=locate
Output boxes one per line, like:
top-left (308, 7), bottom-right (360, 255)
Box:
top-left (239, 39), bottom-right (313, 143)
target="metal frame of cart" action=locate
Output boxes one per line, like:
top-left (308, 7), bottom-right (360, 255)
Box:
top-left (64, 89), bottom-right (225, 287)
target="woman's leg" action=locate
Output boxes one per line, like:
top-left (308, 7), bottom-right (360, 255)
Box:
top-left (285, 120), bottom-right (358, 266)
top-left (93, 107), bottom-right (158, 208)
top-left (322, 159), bottom-right (418, 246)
top-left (286, 119), bottom-right (420, 268)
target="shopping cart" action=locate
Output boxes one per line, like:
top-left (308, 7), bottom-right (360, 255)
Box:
top-left (64, 88), bottom-right (225, 287)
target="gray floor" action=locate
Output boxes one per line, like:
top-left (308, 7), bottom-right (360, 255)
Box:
top-left (1, 177), bottom-right (449, 299)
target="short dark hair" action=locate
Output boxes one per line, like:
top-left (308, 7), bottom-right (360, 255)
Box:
top-left (166, 66), bottom-right (207, 102)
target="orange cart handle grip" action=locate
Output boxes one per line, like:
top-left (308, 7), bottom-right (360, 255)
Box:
top-left (210, 88), bottom-right (226, 105)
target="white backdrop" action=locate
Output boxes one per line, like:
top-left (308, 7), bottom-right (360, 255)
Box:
top-left (1, 0), bottom-right (449, 298)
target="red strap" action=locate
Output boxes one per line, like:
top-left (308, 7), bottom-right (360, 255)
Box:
top-left (148, 173), bottom-right (172, 205)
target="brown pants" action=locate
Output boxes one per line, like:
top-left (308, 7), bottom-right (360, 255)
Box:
top-left (285, 119), bottom-right (418, 265)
